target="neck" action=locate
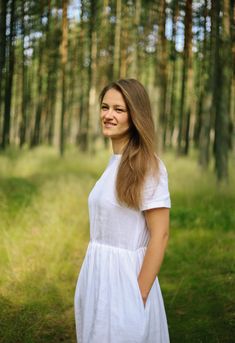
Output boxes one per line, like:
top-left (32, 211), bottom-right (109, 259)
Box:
top-left (111, 137), bottom-right (129, 154)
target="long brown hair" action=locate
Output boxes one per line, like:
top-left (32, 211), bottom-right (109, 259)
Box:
top-left (99, 78), bottom-right (159, 210)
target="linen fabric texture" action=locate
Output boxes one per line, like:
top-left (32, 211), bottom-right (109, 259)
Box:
top-left (74, 154), bottom-right (171, 343)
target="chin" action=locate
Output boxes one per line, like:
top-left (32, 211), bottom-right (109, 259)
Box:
top-left (102, 130), bottom-right (112, 137)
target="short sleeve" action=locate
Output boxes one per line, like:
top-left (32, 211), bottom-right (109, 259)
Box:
top-left (140, 158), bottom-right (171, 211)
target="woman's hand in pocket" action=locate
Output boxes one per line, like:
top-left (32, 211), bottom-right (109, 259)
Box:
top-left (142, 295), bottom-right (147, 308)
top-left (138, 280), bottom-right (148, 308)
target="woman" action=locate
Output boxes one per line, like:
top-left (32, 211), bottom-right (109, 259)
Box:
top-left (74, 78), bottom-right (171, 343)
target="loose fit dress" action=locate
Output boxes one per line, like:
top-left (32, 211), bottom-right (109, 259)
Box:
top-left (74, 154), bottom-right (171, 343)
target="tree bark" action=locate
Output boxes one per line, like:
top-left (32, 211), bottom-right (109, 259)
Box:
top-left (31, 3), bottom-right (46, 148)
top-left (177, 0), bottom-right (193, 155)
top-left (19, 1), bottom-right (27, 148)
top-left (198, 0), bottom-right (213, 168)
top-left (47, 7), bottom-right (60, 146)
top-left (59, 0), bottom-right (68, 156)
top-left (85, 0), bottom-right (98, 154)
top-left (0, 0), bottom-right (7, 131)
top-left (76, 0), bottom-right (87, 151)
top-left (130, 0), bottom-right (141, 78)
top-left (168, 0), bottom-right (179, 148)
top-left (113, 0), bottom-right (121, 79)
top-left (214, 0), bottom-right (232, 181)
top-left (157, 0), bottom-right (168, 150)
top-left (2, 0), bottom-right (15, 149)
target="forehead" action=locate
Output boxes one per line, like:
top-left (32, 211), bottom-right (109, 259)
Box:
top-left (102, 88), bottom-right (126, 106)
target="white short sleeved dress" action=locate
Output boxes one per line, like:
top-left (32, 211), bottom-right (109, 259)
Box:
top-left (74, 154), bottom-right (171, 343)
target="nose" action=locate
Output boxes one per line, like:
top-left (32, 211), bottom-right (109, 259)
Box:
top-left (103, 108), bottom-right (114, 119)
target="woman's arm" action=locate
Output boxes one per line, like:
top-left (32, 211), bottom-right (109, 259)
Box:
top-left (137, 207), bottom-right (170, 305)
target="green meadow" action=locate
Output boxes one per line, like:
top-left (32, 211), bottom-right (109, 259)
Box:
top-left (0, 146), bottom-right (234, 343)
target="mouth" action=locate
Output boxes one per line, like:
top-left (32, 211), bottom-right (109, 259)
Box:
top-left (103, 121), bottom-right (117, 127)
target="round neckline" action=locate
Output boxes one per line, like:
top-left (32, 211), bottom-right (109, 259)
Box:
top-left (110, 154), bottom-right (122, 161)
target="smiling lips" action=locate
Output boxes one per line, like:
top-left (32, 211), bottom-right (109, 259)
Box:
top-left (103, 121), bottom-right (117, 127)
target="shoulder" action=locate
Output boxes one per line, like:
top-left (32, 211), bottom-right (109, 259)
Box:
top-left (153, 153), bottom-right (169, 179)
top-left (143, 154), bottom-right (169, 191)
top-left (140, 154), bottom-right (171, 211)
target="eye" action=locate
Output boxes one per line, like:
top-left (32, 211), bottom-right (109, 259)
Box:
top-left (116, 108), bottom-right (124, 113)
top-left (101, 105), bottom-right (108, 110)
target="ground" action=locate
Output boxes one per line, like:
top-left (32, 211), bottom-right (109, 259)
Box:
top-left (0, 146), bottom-right (234, 343)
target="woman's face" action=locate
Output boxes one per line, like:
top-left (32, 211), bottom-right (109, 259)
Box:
top-left (100, 88), bottom-right (131, 139)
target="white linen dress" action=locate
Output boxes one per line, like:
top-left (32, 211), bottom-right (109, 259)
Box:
top-left (74, 153), bottom-right (171, 343)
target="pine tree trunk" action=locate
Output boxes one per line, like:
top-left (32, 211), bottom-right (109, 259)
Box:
top-left (77, 0), bottom-right (87, 151)
top-left (157, 0), bottom-right (168, 150)
top-left (43, 0), bottom-right (52, 144)
top-left (198, 0), bottom-right (213, 168)
top-left (2, 0), bottom-right (15, 149)
top-left (177, 0), bottom-right (193, 155)
top-left (67, 33), bottom-right (77, 144)
top-left (130, 0), bottom-right (141, 78)
top-left (31, 3), bottom-right (46, 148)
top-left (0, 0), bottom-right (7, 130)
top-left (59, 0), bottom-right (68, 156)
top-left (31, 42), bottom-right (43, 147)
top-left (113, 0), bottom-right (121, 79)
top-left (214, 0), bottom-right (232, 181)
top-left (19, 1), bottom-right (27, 148)
top-left (87, 0), bottom-right (98, 154)
top-left (168, 0), bottom-right (178, 148)
top-left (98, 0), bottom-right (111, 149)
top-left (47, 8), bottom-right (60, 146)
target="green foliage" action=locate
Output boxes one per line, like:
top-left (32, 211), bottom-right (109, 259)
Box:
top-left (0, 147), bottom-right (234, 342)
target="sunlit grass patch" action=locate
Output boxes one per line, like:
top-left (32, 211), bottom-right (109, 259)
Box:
top-left (0, 146), bottom-right (234, 342)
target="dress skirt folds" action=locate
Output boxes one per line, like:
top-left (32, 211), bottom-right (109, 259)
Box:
top-left (74, 154), bottom-right (171, 343)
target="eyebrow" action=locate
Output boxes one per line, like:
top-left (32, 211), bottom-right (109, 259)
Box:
top-left (101, 102), bottom-right (127, 109)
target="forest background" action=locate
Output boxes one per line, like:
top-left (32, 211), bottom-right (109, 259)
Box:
top-left (0, 0), bottom-right (234, 342)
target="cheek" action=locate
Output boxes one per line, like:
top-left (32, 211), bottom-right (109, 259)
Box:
top-left (120, 115), bottom-right (130, 127)
top-left (100, 111), bottom-right (104, 120)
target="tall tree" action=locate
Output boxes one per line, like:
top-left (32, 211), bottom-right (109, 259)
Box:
top-left (87, 0), bottom-right (98, 154)
top-left (96, 0), bottom-right (112, 149)
top-left (214, 0), bottom-right (232, 180)
top-left (31, 3), bottom-right (46, 147)
top-left (46, 6), bottom-right (60, 146)
top-left (168, 0), bottom-right (179, 148)
top-left (130, 0), bottom-right (141, 78)
top-left (76, 0), bottom-right (87, 151)
top-left (157, 0), bottom-right (168, 150)
top-left (177, 0), bottom-right (193, 155)
top-left (0, 0), bottom-right (7, 131)
top-left (197, 0), bottom-right (213, 168)
top-left (2, 0), bottom-right (16, 149)
top-left (59, 0), bottom-right (68, 156)
top-left (66, 25), bottom-right (78, 144)
top-left (19, 1), bottom-right (28, 148)
top-left (120, 2), bottom-right (128, 79)
top-left (113, 0), bottom-right (121, 79)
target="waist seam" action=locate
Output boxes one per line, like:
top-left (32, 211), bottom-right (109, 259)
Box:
top-left (89, 239), bottom-right (147, 252)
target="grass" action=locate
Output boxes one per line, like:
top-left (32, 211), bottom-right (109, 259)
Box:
top-left (0, 145), bottom-right (234, 343)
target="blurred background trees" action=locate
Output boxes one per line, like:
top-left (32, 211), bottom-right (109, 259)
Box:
top-left (0, 0), bottom-right (234, 181)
